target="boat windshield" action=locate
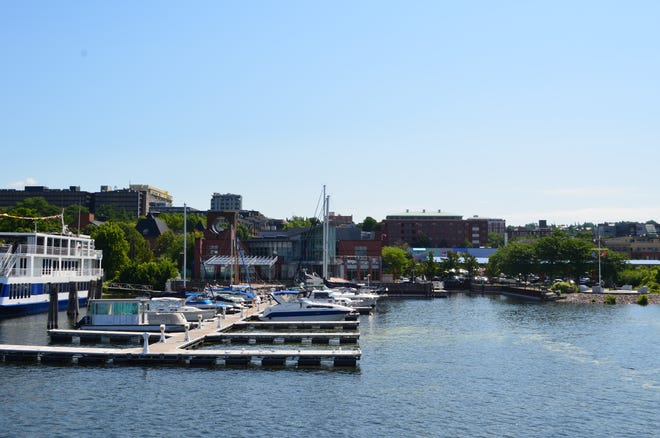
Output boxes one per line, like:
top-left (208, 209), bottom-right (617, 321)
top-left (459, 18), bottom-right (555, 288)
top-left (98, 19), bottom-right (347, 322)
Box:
top-left (271, 291), bottom-right (303, 304)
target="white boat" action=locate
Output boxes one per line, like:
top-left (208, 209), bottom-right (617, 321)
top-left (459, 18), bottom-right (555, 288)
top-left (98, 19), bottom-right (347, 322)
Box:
top-left (146, 297), bottom-right (216, 322)
top-left (0, 226), bottom-right (104, 316)
top-left (305, 289), bottom-right (356, 307)
top-left (326, 287), bottom-right (380, 308)
top-left (76, 298), bottom-right (189, 332)
top-left (260, 290), bottom-right (357, 321)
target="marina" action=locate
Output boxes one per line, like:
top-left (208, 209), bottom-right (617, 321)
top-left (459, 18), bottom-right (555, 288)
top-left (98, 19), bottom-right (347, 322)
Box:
top-left (1, 303), bottom-right (363, 368)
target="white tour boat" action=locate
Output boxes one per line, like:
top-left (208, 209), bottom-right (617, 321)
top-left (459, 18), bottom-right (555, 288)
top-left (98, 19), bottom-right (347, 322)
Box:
top-left (0, 226), bottom-right (104, 316)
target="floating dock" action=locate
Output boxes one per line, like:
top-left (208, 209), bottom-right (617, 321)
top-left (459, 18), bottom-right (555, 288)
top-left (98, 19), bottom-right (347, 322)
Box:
top-left (204, 331), bottom-right (360, 345)
top-left (1, 308), bottom-right (362, 368)
top-left (0, 344), bottom-right (360, 367)
top-left (231, 320), bottom-right (360, 331)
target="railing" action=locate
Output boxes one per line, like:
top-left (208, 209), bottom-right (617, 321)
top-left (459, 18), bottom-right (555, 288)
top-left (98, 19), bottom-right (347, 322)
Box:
top-left (13, 244), bottom-right (100, 258)
top-left (3, 267), bottom-right (104, 278)
top-left (0, 247), bottom-right (15, 276)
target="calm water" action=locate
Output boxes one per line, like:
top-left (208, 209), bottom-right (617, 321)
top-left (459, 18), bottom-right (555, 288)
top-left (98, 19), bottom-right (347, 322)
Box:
top-left (1, 294), bottom-right (659, 437)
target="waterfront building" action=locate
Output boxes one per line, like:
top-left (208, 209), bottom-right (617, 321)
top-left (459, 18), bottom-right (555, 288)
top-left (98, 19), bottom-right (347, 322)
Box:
top-left (597, 221), bottom-right (658, 238)
top-left (335, 224), bottom-right (382, 282)
top-left (604, 236), bottom-right (660, 260)
top-left (211, 193), bottom-right (242, 211)
top-left (0, 186), bottom-right (90, 210)
top-left (381, 210), bottom-right (502, 248)
top-left (0, 184), bottom-right (174, 219)
top-left (129, 184), bottom-right (173, 213)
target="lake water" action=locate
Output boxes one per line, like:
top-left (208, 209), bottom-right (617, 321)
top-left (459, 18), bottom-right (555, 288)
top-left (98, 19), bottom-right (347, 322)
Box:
top-left (1, 294), bottom-right (659, 437)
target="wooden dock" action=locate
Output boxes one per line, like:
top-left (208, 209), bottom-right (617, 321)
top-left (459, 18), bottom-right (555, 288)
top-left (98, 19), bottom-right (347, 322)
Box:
top-left (1, 307), bottom-right (362, 368)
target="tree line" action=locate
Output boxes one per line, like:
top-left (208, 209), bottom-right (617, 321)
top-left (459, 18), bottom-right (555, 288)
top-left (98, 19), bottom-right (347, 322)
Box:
top-left (381, 229), bottom-right (660, 293)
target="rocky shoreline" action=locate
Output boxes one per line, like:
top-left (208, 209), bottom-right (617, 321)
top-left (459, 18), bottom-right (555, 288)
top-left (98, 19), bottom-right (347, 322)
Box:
top-left (558, 292), bottom-right (660, 305)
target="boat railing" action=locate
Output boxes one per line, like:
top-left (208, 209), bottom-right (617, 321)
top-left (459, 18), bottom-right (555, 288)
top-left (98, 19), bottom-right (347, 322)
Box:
top-left (0, 246), bottom-right (15, 276)
top-left (14, 244), bottom-right (99, 258)
top-left (4, 266), bottom-right (104, 278)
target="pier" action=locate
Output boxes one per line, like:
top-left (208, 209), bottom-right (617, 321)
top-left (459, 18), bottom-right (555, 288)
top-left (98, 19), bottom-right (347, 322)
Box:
top-left (0, 307), bottom-right (362, 368)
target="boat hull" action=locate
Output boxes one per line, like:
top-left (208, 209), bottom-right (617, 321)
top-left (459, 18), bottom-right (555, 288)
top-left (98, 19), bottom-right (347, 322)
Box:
top-left (0, 289), bottom-right (90, 317)
top-left (259, 309), bottom-right (354, 321)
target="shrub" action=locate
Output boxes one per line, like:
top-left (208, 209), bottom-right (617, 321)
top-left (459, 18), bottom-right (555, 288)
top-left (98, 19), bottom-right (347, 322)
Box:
top-left (550, 281), bottom-right (578, 294)
top-left (604, 294), bottom-right (617, 305)
top-left (637, 294), bottom-right (649, 306)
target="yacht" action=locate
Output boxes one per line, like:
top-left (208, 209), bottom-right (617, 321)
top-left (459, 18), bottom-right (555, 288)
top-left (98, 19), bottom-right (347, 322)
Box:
top-left (260, 290), bottom-right (357, 321)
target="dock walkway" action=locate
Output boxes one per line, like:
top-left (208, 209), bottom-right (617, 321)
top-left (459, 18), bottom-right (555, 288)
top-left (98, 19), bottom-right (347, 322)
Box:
top-left (0, 306), bottom-right (362, 368)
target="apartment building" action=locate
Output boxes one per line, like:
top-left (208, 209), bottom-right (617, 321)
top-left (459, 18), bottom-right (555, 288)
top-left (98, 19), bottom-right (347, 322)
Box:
top-left (381, 210), bottom-right (499, 248)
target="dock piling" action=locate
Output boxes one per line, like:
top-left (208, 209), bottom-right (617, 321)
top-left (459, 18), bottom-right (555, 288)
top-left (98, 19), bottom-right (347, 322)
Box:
top-left (142, 332), bottom-right (150, 354)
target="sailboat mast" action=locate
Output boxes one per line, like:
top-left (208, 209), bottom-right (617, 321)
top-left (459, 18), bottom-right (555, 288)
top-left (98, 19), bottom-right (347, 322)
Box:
top-left (597, 231), bottom-right (602, 288)
top-left (322, 185), bottom-right (329, 279)
top-left (183, 203), bottom-right (187, 289)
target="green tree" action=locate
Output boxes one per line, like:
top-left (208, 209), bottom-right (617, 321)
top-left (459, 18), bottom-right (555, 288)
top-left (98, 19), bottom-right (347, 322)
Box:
top-left (462, 253), bottom-right (480, 278)
top-left (360, 216), bottom-right (379, 232)
top-left (237, 223), bottom-right (251, 241)
top-left (157, 212), bottom-right (206, 233)
top-left (599, 249), bottom-right (629, 287)
top-left (404, 257), bottom-right (421, 280)
top-left (91, 222), bottom-right (131, 281)
top-left (382, 246), bottom-right (409, 279)
top-left (488, 241), bottom-right (536, 279)
top-left (96, 204), bottom-right (135, 222)
top-left (618, 267), bottom-right (645, 288)
top-left (534, 231), bottom-right (566, 279)
top-left (154, 230), bottom-right (184, 261)
top-left (421, 252), bottom-right (438, 279)
top-left (117, 259), bottom-right (179, 291)
top-left (487, 232), bottom-right (505, 248)
top-left (439, 251), bottom-right (462, 278)
top-left (0, 197), bottom-right (62, 233)
top-left (561, 237), bottom-right (594, 281)
top-left (283, 216), bottom-right (319, 230)
top-left (118, 222), bottom-right (153, 264)
top-left (63, 205), bottom-right (90, 234)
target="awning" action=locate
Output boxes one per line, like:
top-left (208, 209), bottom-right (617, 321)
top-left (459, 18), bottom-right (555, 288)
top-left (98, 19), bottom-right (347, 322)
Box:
top-left (203, 255), bottom-right (278, 267)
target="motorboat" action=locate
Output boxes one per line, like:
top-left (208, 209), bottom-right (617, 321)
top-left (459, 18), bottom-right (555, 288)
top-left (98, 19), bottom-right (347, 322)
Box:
top-left (205, 284), bottom-right (261, 305)
top-left (305, 289), bottom-right (374, 314)
top-left (76, 298), bottom-right (189, 332)
top-left (328, 287), bottom-right (380, 308)
top-left (185, 292), bottom-right (241, 315)
top-left (259, 290), bottom-right (357, 321)
top-left (146, 297), bottom-right (216, 322)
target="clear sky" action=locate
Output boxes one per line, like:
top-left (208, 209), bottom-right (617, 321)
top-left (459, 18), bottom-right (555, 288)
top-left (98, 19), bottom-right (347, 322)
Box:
top-left (2, 1), bottom-right (659, 226)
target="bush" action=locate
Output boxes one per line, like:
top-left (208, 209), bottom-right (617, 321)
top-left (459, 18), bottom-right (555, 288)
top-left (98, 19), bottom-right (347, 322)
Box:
top-left (604, 294), bottom-right (617, 305)
top-left (550, 281), bottom-right (578, 294)
top-left (637, 294), bottom-right (649, 306)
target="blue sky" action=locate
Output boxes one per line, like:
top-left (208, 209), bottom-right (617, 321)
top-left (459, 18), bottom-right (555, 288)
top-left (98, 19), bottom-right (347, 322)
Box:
top-left (2, 1), bottom-right (659, 226)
